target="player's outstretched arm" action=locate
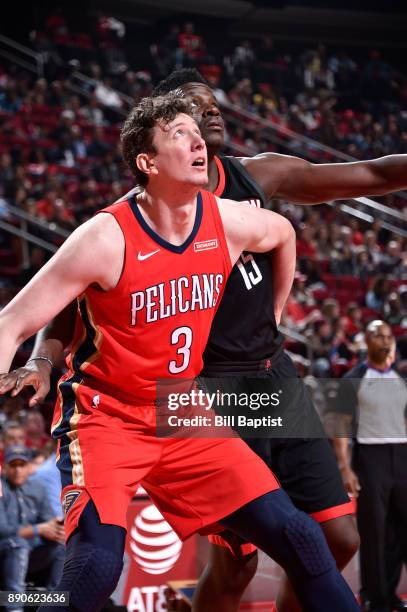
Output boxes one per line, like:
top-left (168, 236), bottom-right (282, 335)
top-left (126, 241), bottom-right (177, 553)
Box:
top-left (242, 152), bottom-right (407, 204)
top-left (0, 302), bottom-right (77, 406)
top-left (219, 199), bottom-right (296, 323)
top-left (0, 214), bottom-right (123, 374)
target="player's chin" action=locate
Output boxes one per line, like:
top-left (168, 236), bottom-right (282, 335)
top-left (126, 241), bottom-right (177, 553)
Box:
top-left (203, 131), bottom-right (224, 148)
top-left (190, 169), bottom-right (208, 186)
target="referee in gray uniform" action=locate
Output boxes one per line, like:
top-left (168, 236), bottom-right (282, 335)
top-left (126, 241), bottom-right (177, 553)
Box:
top-left (334, 320), bottom-right (407, 612)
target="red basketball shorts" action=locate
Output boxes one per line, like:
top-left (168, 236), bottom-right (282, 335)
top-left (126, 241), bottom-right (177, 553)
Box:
top-left (52, 383), bottom-right (279, 541)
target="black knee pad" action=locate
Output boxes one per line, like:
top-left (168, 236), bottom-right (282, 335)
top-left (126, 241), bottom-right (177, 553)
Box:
top-left (60, 542), bottom-right (124, 612)
top-left (284, 511), bottom-right (335, 577)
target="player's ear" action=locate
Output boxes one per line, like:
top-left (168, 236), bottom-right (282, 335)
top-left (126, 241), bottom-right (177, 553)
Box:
top-left (136, 153), bottom-right (157, 177)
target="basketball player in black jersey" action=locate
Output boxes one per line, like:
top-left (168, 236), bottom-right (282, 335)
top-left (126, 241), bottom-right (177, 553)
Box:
top-left (3, 69), bottom-right (407, 612)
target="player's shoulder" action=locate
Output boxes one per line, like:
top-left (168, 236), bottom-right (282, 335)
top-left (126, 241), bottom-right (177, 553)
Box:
top-left (71, 209), bottom-right (124, 257)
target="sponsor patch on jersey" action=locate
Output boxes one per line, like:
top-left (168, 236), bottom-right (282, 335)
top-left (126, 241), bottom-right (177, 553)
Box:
top-left (62, 490), bottom-right (82, 516)
top-left (194, 239), bottom-right (218, 252)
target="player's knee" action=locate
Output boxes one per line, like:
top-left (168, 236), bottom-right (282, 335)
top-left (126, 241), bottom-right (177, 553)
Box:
top-left (285, 511), bottom-right (335, 577)
top-left (323, 518), bottom-right (360, 567)
top-left (61, 543), bottom-right (124, 612)
top-left (209, 548), bottom-right (258, 595)
top-left (225, 552), bottom-right (258, 594)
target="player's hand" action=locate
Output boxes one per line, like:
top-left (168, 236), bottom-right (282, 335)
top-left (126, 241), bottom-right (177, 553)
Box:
top-left (0, 360), bottom-right (52, 407)
top-left (37, 518), bottom-right (65, 543)
top-left (340, 466), bottom-right (361, 498)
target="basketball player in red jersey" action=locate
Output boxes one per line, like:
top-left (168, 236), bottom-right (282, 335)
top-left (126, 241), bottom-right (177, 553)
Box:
top-left (0, 94), bottom-right (359, 612)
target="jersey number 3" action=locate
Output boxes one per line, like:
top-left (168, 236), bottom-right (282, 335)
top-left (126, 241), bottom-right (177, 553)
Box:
top-left (169, 326), bottom-right (193, 374)
top-left (237, 254), bottom-right (262, 290)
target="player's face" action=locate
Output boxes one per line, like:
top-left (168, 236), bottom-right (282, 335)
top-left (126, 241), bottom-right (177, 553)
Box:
top-left (179, 83), bottom-right (225, 151)
top-left (151, 113), bottom-right (208, 187)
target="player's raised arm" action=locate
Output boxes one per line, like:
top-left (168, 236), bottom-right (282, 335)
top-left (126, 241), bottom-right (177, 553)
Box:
top-left (243, 152), bottom-right (407, 204)
top-left (0, 214), bottom-right (123, 373)
top-left (218, 199), bottom-right (296, 323)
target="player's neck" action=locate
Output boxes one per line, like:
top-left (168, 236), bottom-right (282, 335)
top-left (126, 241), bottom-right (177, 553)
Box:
top-left (137, 187), bottom-right (199, 246)
top-left (206, 153), bottom-right (220, 193)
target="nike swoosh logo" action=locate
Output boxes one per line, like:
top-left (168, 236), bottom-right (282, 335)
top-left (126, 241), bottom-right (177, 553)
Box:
top-left (137, 249), bottom-right (160, 261)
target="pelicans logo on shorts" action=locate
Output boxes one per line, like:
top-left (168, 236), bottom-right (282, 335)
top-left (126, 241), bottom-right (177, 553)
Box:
top-left (62, 490), bottom-right (82, 515)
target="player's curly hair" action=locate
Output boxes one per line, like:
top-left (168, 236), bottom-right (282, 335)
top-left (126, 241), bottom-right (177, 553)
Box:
top-left (152, 69), bottom-right (208, 97)
top-left (121, 92), bottom-right (193, 186)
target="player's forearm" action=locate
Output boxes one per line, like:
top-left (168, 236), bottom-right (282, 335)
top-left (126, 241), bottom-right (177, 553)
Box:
top-left (368, 154), bottom-right (407, 193)
top-left (272, 234), bottom-right (296, 323)
top-left (0, 321), bottom-right (22, 372)
top-left (30, 331), bottom-right (64, 367)
top-left (29, 302), bottom-right (77, 366)
top-left (40, 301), bottom-right (77, 351)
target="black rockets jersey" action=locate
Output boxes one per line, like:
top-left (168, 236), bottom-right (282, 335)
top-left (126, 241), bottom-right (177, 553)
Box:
top-left (202, 155), bottom-right (284, 367)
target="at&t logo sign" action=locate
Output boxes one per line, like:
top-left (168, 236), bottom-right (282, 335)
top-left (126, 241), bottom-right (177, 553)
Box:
top-left (130, 504), bottom-right (182, 575)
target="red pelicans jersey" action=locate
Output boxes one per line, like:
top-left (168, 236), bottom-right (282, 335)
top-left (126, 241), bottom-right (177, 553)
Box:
top-left (65, 190), bottom-right (232, 404)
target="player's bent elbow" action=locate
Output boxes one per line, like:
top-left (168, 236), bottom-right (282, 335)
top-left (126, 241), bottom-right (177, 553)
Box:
top-left (280, 217), bottom-right (296, 245)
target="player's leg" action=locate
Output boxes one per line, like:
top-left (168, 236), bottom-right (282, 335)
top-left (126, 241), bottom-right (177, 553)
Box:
top-left (220, 488), bottom-right (359, 612)
top-left (147, 434), bottom-right (357, 611)
top-left (193, 513), bottom-right (359, 612)
top-left (192, 534), bottom-right (258, 612)
top-left (274, 437), bottom-right (359, 612)
top-left (276, 514), bottom-right (359, 612)
top-left (192, 402), bottom-right (358, 612)
top-left (38, 498), bottom-right (126, 612)
top-left (46, 388), bottom-right (161, 612)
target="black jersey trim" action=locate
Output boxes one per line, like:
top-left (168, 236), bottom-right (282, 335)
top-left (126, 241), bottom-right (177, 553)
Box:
top-left (222, 156), bottom-right (268, 207)
top-left (128, 192), bottom-right (203, 254)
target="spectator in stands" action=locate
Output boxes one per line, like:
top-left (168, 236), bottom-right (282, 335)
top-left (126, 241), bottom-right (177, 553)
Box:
top-left (3, 422), bottom-right (26, 449)
top-left (176, 22), bottom-right (206, 67)
top-left (228, 40), bottom-right (256, 81)
top-left (29, 441), bottom-right (62, 518)
top-left (20, 248), bottom-right (47, 285)
top-left (1, 398), bottom-right (24, 423)
top-left (364, 230), bottom-right (383, 266)
top-left (306, 318), bottom-right (334, 376)
top-left (334, 321), bottom-right (407, 612)
top-left (0, 446), bottom-right (65, 610)
top-left (80, 93), bottom-right (105, 125)
top-left (27, 449), bottom-right (47, 476)
top-left (86, 126), bottom-right (110, 158)
top-left (94, 77), bottom-right (122, 109)
top-left (383, 292), bottom-right (407, 328)
top-left (366, 277), bottom-right (390, 311)
top-left (321, 298), bottom-right (341, 322)
top-left (296, 223), bottom-right (317, 260)
top-left (150, 24), bottom-right (180, 79)
top-left (24, 411), bottom-right (50, 450)
top-left (380, 240), bottom-right (403, 275)
top-left (354, 249), bottom-right (376, 281)
top-left (345, 303), bottom-right (364, 337)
